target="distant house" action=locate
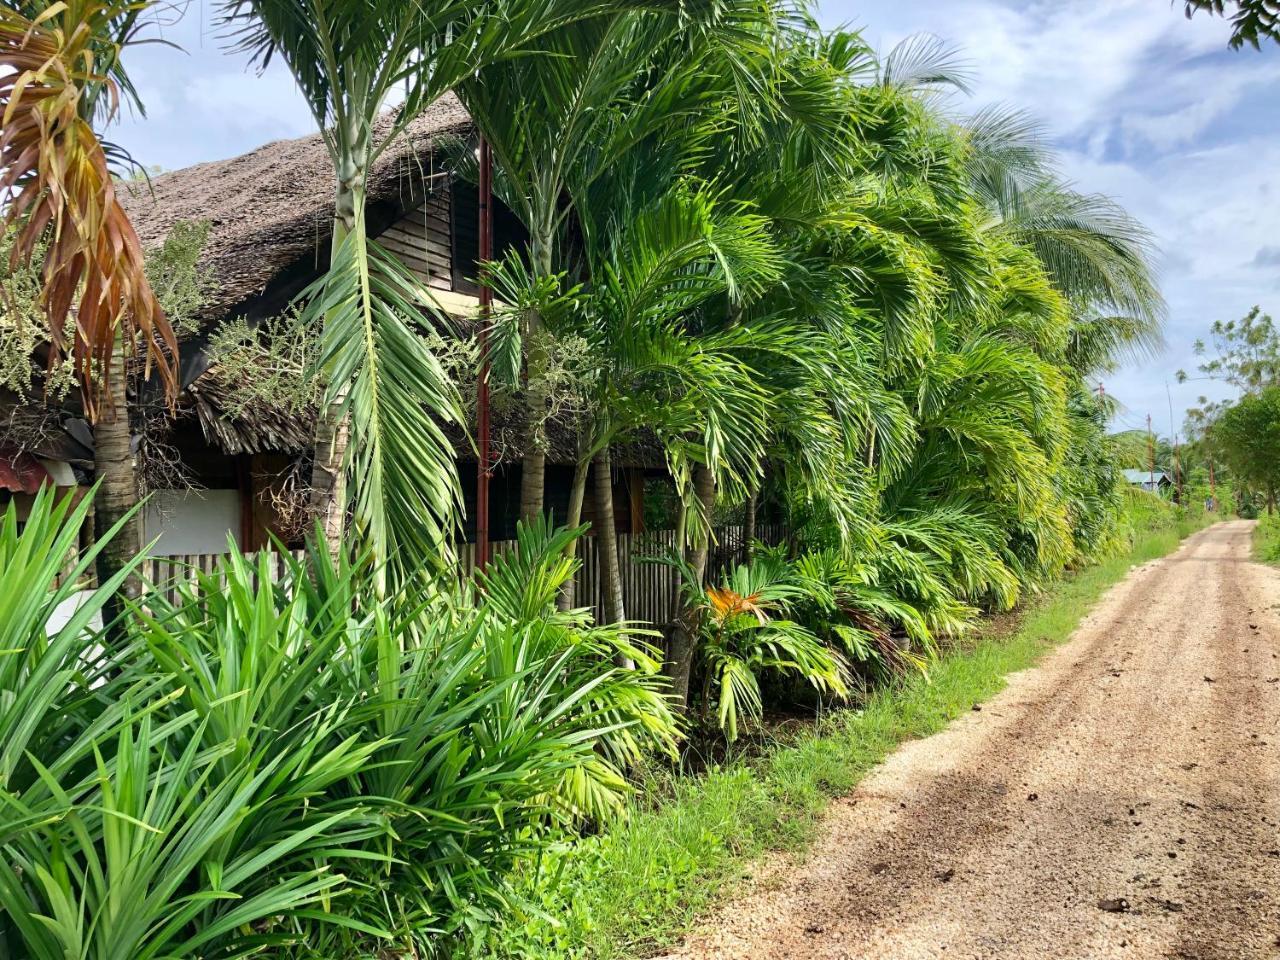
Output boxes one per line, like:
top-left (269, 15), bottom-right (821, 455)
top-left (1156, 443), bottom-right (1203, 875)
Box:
top-left (1122, 469), bottom-right (1172, 495)
top-left (0, 95), bottom-right (662, 556)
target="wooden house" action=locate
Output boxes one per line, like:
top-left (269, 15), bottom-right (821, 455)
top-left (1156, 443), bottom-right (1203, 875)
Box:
top-left (1121, 469), bottom-right (1173, 496)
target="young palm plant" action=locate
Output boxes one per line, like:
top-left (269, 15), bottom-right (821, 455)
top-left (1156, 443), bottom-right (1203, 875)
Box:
top-left (670, 550), bottom-right (849, 741)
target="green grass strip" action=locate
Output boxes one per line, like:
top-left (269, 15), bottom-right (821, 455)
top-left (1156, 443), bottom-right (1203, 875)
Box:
top-left (1253, 514), bottom-right (1280, 564)
top-left (492, 515), bottom-right (1213, 960)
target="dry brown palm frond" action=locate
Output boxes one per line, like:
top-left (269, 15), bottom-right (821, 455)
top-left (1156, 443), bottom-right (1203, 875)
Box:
top-left (0, 0), bottom-right (176, 419)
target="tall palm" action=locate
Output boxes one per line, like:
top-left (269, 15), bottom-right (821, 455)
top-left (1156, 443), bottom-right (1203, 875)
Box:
top-left (221, 0), bottom-right (609, 583)
top-left (0, 0), bottom-right (178, 616)
top-left (458, 0), bottom-right (782, 521)
top-left (581, 189), bottom-right (784, 639)
top-left (596, 29), bottom-right (986, 702)
top-left (575, 32), bottom-right (971, 703)
top-left (964, 105), bottom-right (1166, 332)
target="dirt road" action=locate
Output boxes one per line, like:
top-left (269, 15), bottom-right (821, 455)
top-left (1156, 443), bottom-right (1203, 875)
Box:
top-left (660, 522), bottom-right (1280, 960)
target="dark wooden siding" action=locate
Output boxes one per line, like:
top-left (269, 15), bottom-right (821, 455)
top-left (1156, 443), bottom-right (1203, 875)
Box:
top-left (449, 177), bottom-right (528, 295)
top-left (377, 189), bottom-right (454, 292)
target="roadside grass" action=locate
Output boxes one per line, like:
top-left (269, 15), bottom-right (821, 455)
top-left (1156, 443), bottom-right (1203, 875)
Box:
top-left (1253, 513), bottom-right (1280, 564)
top-left (491, 512), bottom-right (1214, 960)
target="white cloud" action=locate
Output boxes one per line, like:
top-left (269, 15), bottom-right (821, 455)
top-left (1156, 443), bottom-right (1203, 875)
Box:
top-left (840, 0), bottom-right (1231, 138)
top-left (185, 71), bottom-right (313, 139)
top-left (1118, 59), bottom-right (1280, 154)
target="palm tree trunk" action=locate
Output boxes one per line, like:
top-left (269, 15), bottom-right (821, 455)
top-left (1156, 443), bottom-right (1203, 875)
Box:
top-left (309, 402), bottom-right (349, 552)
top-left (518, 240), bottom-right (554, 521)
top-left (594, 445), bottom-right (625, 625)
top-left (556, 453), bottom-right (590, 612)
top-left (308, 171), bottom-right (364, 557)
top-left (94, 334), bottom-right (142, 633)
top-left (664, 461), bottom-right (715, 712)
top-left (519, 445), bottom-right (547, 521)
top-left (744, 488), bottom-right (758, 562)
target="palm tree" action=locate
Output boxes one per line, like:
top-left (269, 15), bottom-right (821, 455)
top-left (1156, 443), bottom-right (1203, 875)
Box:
top-left (964, 105), bottom-right (1165, 331)
top-left (221, 0), bottom-right (610, 584)
top-left (575, 187), bottom-right (785, 699)
top-left (566, 28), bottom-right (986, 705)
top-left (457, 0), bottom-right (786, 522)
top-left (0, 0), bottom-right (178, 617)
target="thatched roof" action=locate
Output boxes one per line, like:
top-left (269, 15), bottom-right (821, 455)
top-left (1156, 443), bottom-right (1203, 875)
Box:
top-left (107, 98), bottom-right (665, 471)
top-left (187, 371), bottom-right (315, 456)
top-left (120, 95), bottom-right (472, 323)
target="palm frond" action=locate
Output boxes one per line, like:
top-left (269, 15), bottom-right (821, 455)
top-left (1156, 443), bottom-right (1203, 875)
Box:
top-left (306, 232), bottom-right (465, 579)
top-left (0, 1), bottom-right (177, 415)
top-left (879, 33), bottom-right (973, 94)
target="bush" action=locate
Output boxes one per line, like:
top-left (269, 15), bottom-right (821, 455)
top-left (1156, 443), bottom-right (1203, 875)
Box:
top-left (1254, 514), bottom-right (1280, 563)
top-left (0, 492), bottom-right (677, 959)
top-left (673, 550), bottom-right (850, 742)
top-left (1118, 487), bottom-right (1179, 538)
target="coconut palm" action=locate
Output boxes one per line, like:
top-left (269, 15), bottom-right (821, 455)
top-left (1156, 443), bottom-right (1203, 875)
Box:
top-left (0, 0), bottom-right (177, 617)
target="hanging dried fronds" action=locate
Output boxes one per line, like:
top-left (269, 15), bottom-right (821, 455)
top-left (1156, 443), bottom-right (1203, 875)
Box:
top-left (0, 0), bottom-right (176, 419)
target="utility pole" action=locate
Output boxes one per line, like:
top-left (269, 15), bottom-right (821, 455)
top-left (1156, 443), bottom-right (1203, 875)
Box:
top-left (1166, 381), bottom-right (1180, 503)
top-left (475, 137), bottom-right (493, 572)
top-left (1173, 432), bottom-right (1184, 505)
top-left (1148, 413), bottom-right (1156, 494)
top-left (1209, 454), bottom-right (1217, 511)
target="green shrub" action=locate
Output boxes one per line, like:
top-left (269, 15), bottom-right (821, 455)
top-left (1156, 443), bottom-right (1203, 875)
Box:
top-left (1254, 514), bottom-right (1280, 563)
top-left (0, 493), bottom-right (677, 959)
top-left (1116, 487), bottom-right (1179, 539)
top-left (662, 549), bottom-right (850, 742)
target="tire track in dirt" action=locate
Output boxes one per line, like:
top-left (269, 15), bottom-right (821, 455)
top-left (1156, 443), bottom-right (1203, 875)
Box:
top-left (657, 522), bottom-right (1280, 960)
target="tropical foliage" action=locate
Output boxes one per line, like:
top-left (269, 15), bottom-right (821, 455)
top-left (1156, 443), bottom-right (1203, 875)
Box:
top-left (1, 0), bottom-right (1170, 955)
top-left (0, 0), bottom-right (176, 412)
top-left (0, 490), bottom-right (676, 958)
top-left (1209, 386), bottom-right (1280, 512)
top-left (1179, 306), bottom-right (1280, 513)
top-left (1183, 0), bottom-right (1280, 48)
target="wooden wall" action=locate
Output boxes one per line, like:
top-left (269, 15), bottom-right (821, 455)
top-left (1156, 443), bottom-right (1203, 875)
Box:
top-left (375, 189), bottom-right (454, 293)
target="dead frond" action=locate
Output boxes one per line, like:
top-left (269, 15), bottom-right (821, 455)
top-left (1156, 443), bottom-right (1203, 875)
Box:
top-left (0, 0), bottom-right (177, 420)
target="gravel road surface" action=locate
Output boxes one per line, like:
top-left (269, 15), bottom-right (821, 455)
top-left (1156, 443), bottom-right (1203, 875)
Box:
top-left (660, 521), bottom-right (1280, 960)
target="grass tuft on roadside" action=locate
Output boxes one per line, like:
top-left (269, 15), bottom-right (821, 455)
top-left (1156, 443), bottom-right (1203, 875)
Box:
top-left (1253, 513), bottom-right (1280, 564)
top-left (489, 511), bottom-right (1213, 960)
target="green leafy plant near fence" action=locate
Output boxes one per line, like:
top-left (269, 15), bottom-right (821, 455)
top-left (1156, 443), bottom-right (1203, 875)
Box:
top-left (0, 492), bottom-right (676, 960)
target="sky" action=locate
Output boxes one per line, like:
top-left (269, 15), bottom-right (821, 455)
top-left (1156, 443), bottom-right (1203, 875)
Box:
top-left (110, 0), bottom-right (1279, 440)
